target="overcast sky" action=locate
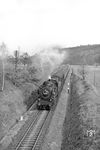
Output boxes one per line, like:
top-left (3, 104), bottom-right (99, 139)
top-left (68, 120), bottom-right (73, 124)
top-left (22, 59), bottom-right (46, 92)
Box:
top-left (0, 0), bottom-right (100, 54)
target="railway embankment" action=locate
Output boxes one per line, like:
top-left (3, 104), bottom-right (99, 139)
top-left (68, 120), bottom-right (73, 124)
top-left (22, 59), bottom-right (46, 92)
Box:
top-left (41, 72), bottom-right (71, 150)
top-left (61, 74), bottom-right (100, 150)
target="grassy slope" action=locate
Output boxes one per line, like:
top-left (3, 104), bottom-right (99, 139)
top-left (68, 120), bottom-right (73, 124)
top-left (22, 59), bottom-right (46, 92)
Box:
top-left (0, 59), bottom-right (39, 141)
top-left (4, 60), bottom-right (40, 108)
top-left (0, 80), bottom-right (26, 140)
top-left (61, 74), bottom-right (100, 150)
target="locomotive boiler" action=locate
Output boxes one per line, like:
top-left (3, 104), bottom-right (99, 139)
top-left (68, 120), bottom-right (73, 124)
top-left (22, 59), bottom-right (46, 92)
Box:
top-left (37, 77), bottom-right (59, 110)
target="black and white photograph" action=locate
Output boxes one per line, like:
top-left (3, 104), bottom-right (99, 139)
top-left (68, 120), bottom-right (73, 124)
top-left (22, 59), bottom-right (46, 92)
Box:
top-left (0, 0), bottom-right (100, 150)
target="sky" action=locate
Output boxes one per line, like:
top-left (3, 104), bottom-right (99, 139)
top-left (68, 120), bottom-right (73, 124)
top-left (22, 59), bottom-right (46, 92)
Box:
top-left (0, 0), bottom-right (100, 54)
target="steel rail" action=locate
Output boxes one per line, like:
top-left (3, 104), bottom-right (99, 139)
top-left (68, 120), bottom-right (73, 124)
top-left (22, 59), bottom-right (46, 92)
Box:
top-left (15, 111), bottom-right (41, 150)
top-left (32, 111), bottom-right (53, 150)
top-left (15, 111), bottom-right (49, 150)
top-left (5, 111), bottom-right (41, 150)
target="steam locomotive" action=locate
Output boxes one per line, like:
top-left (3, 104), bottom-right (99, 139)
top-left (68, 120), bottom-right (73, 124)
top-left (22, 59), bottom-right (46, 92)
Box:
top-left (37, 65), bottom-right (69, 110)
top-left (37, 77), bottom-right (59, 110)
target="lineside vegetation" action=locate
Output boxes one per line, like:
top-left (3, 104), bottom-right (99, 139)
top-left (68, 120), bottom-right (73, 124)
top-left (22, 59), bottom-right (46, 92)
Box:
top-left (61, 74), bottom-right (100, 150)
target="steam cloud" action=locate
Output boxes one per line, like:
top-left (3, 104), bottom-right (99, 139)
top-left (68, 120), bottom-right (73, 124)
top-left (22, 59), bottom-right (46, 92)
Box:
top-left (37, 47), bottom-right (68, 81)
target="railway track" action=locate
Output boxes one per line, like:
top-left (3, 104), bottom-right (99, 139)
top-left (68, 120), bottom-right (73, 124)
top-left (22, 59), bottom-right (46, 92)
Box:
top-left (6, 110), bottom-right (41, 150)
top-left (32, 110), bottom-right (53, 150)
top-left (15, 111), bottom-right (49, 150)
top-left (15, 111), bottom-right (43, 150)
top-left (15, 108), bottom-right (57, 150)
top-left (14, 68), bottom-right (71, 150)
top-left (5, 67), bottom-right (70, 150)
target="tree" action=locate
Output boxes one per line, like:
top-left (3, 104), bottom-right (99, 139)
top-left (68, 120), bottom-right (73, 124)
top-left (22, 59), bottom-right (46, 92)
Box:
top-left (7, 55), bottom-right (15, 64)
top-left (28, 66), bottom-right (37, 78)
top-left (95, 55), bottom-right (100, 65)
top-left (20, 52), bottom-right (32, 69)
top-left (78, 65), bottom-right (87, 80)
top-left (0, 42), bottom-right (7, 91)
top-left (7, 50), bottom-right (20, 73)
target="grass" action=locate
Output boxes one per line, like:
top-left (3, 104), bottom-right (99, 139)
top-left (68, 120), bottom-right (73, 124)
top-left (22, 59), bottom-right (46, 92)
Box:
top-left (61, 74), bottom-right (100, 150)
top-left (61, 75), bottom-right (84, 150)
top-left (0, 80), bottom-right (26, 141)
top-left (5, 64), bottom-right (40, 107)
top-left (86, 66), bottom-right (100, 94)
top-left (0, 60), bottom-right (41, 141)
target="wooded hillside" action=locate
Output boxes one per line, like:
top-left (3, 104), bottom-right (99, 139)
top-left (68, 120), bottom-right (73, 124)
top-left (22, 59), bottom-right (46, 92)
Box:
top-left (62, 44), bottom-right (100, 65)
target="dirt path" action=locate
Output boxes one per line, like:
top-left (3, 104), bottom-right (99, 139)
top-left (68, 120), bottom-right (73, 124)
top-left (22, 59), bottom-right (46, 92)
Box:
top-left (41, 73), bottom-right (71, 150)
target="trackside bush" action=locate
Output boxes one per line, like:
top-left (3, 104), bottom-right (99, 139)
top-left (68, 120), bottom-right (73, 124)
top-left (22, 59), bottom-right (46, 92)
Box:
top-left (61, 74), bottom-right (100, 150)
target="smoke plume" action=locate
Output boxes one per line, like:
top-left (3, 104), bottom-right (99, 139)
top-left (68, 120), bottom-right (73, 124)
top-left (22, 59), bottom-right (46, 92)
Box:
top-left (36, 47), bottom-right (68, 81)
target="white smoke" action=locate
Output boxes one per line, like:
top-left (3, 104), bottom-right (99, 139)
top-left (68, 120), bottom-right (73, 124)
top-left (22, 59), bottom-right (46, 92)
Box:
top-left (36, 47), bottom-right (68, 81)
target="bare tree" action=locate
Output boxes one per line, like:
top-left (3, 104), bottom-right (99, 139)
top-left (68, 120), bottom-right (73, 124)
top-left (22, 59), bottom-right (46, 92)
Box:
top-left (0, 42), bottom-right (7, 91)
